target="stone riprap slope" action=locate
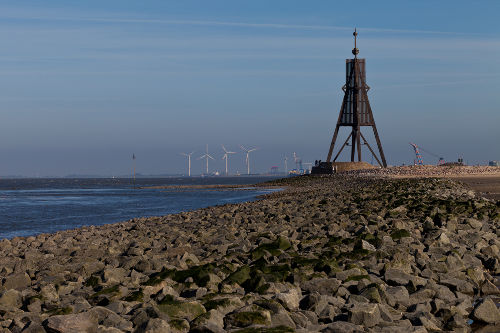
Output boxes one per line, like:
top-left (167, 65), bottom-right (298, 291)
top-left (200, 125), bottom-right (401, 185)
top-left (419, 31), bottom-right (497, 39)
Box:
top-left (0, 176), bottom-right (499, 332)
top-left (346, 165), bottom-right (500, 178)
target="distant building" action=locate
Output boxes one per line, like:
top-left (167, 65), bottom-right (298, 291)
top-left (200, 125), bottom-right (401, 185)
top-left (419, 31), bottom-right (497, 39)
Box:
top-left (489, 161), bottom-right (500, 167)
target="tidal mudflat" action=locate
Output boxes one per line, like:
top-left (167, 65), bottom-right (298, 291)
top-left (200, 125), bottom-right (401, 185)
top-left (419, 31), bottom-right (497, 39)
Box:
top-left (0, 169), bottom-right (499, 332)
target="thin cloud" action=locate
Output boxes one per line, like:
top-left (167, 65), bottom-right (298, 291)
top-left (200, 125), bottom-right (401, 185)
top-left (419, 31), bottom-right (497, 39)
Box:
top-left (0, 11), bottom-right (476, 36)
top-left (377, 77), bottom-right (500, 90)
top-left (85, 18), bottom-right (468, 35)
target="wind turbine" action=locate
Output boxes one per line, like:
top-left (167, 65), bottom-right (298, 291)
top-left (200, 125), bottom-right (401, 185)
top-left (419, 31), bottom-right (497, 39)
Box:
top-left (284, 156), bottom-right (288, 175)
top-left (132, 153), bottom-right (136, 188)
top-left (222, 145), bottom-right (236, 175)
top-left (198, 144), bottom-right (214, 175)
top-left (240, 145), bottom-right (258, 175)
top-left (180, 152), bottom-right (194, 176)
top-left (293, 152), bottom-right (303, 171)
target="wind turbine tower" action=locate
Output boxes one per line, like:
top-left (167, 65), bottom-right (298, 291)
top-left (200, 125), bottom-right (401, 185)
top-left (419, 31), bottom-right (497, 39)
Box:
top-left (132, 153), bottom-right (136, 188)
top-left (240, 145), bottom-right (258, 175)
top-left (284, 156), bottom-right (288, 175)
top-left (222, 145), bottom-right (236, 175)
top-left (199, 144), bottom-right (214, 175)
top-left (293, 152), bottom-right (303, 170)
top-left (180, 152), bottom-right (194, 176)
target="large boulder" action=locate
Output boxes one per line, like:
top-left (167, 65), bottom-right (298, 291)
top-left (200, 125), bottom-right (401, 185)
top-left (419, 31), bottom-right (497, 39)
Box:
top-left (274, 288), bottom-right (302, 310)
top-left (321, 321), bottom-right (364, 333)
top-left (223, 305), bottom-right (271, 329)
top-left (439, 277), bottom-right (474, 294)
top-left (137, 318), bottom-right (172, 333)
top-left (270, 312), bottom-right (295, 329)
top-left (384, 268), bottom-right (412, 286)
top-left (157, 299), bottom-right (206, 321)
top-left (96, 327), bottom-right (123, 333)
top-left (383, 286), bottom-right (410, 307)
top-left (408, 312), bottom-right (442, 331)
top-left (360, 287), bottom-right (382, 304)
top-left (336, 268), bottom-right (363, 281)
top-left (89, 306), bottom-right (133, 331)
top-left (472, 298), bottom-right (500, 324)
top-left (41, 284), bottom-right (59, 303)
top-left (359, 240), bottom-right (376, 251)
top-left (481, 279), bottom-right (500, 296)
top-left (299, 293), bottom-right (329, 315)
top-left (466, 218), bottom-right (482, 229)
top-left (0, 289), bottom-right (22, 309)
top-left (43, 312), bottom-right (98, 333)
top-left (348, 303), bottom-right (381, 328)
top-left (102, 267), bottom-right (127, 284)
top-left (201, 296), bottom-right (243, 316)
top-left (289, 311), bottom-right (312, 329)
top-left (190, 309), bottom-right (225, 332)
top-left (302, 278), bottom-right (341, 295)
top-left (2, 273), bottom-right (31, 291)
top-left (19, 321), bottom-right (46, 333)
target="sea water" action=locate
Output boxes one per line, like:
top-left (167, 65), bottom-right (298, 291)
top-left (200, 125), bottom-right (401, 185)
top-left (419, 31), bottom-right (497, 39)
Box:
top-left (0, 176), bottom-right (281, 239)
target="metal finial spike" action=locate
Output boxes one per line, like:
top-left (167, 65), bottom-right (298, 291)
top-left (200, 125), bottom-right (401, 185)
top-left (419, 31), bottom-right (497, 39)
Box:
top-left (352, 28), bottom-right (359, 57)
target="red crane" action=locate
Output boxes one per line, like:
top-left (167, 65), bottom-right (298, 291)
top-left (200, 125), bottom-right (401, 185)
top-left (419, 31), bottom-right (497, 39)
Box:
top-left (409, 143), bottom-right (445, 166)
top-left (409, 143), bottom-right (423, 165)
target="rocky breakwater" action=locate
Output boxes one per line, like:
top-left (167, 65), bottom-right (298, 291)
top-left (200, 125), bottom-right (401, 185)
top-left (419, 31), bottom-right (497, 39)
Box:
top-left (0, 175), bottom-right (499, 332)
top-left (348, 165), bottom-right (500, 178)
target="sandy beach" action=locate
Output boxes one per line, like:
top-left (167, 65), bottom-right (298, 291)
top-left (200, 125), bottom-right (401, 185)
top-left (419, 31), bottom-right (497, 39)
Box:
top-left (0, 167), bottom-right (499, 332)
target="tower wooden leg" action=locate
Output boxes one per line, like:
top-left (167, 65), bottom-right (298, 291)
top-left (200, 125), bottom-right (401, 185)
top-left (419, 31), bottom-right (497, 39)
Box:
top-left (372, 126), bottom-right (387, 167)
top-left (350, 128), bottom-right (356, 162)
top-left (333, 132), bottom-right (353, 162)
top-left (357, 128), bottom-right (362, 162)
top-left (326, 125), bottom-right (340, 162)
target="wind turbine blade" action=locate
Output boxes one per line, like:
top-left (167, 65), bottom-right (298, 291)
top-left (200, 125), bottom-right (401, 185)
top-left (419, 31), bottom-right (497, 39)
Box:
top-left (222, 145), bottom-right (228, 153)
top-left (207, 154), bottom-right (215, 160)
top-left (198, 155), bottom-right (207, 160)
top-left (240, 145), bottom-right (248, 152)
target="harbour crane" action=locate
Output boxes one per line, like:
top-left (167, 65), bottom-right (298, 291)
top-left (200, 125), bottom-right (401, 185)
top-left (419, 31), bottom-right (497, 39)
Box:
top-left (409, 143), bottom-right (445, 166)
top-left (409, 143), bottom-right (423, 165)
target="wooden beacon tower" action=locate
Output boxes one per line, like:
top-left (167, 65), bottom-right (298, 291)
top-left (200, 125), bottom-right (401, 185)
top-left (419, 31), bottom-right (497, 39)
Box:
top-left (314, 29), bottom-right (387, 174)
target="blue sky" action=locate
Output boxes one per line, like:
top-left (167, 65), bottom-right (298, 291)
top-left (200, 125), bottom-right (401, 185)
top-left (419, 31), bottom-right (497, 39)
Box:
top-left (0, 0), bottom-right (499, 176)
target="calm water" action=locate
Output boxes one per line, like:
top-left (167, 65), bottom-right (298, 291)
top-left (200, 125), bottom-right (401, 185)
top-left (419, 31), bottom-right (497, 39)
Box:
top-left (0, 176), bottom-right (281, 239)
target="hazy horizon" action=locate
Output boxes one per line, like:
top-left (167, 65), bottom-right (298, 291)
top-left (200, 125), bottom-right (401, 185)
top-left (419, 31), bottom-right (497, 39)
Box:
top-left (1, 1), bottom-right (499, 176)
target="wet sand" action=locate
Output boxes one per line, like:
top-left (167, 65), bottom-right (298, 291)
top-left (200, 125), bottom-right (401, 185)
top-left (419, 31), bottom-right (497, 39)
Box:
top-left (142, 184), bottom-right (249, 190)
top-left (347, 165), bottom-right (500, 201)
top-left (450, 175), bottom-right (500, 200)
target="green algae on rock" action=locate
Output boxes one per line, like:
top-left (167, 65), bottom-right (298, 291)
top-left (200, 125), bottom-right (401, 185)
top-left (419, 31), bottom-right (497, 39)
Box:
top-left (390, 229), bottom-right (411, 240)
top-left (157, 295), bottom-right (206, 321)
